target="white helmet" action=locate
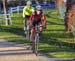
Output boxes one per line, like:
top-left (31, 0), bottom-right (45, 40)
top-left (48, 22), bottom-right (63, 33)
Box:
top-left (27, 1), bottom-right (32, 6)
top-left (36, 5), bottom-right (42, 10)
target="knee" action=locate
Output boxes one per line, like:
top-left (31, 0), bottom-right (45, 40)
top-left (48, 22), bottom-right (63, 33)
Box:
top-left (31, 28), bottom-right (35, 33)
top-left (40, 27), bottom-right (42, 32)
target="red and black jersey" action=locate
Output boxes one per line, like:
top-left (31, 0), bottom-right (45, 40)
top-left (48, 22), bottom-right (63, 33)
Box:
top-left (33, 11), bottom-right (43, 20)
top-left (29, 10), bottom-right (46, 26)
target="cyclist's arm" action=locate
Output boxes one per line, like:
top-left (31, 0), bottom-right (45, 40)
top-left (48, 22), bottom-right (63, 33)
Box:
top-left (43, 15), bottom-right (46, 28)
top-left (22, 6), bottom-right (27, 26)
top-left (31, 7), bottom-right (35, 12)
top-left (29, 14), bottom-right (34, 26)
top-left (42, 13), bottom-right (46, 28)
top-left (23, 6), bottom-right (26, 18)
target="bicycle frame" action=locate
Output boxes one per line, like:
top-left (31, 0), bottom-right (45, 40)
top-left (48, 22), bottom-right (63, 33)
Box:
top-left (31, 25), bottom-right (43, 56)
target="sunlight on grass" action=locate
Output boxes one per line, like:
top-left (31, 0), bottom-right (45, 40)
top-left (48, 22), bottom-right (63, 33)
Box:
top-left (49, 52), bottom-right (75, 58)
top-left (0, 32), bottom-right (18, 38)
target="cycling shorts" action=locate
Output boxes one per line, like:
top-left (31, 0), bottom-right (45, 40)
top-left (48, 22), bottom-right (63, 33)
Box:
top-left (24, 15), bottom-right (30, 21)
top-left (31, 20), bottom-right (42, 30)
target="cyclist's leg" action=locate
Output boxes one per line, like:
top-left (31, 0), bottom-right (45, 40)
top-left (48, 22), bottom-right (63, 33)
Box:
top-left (24, 16), bottom-right (30, 34)
top-left (23, 17), bottom-right (27, 32)
top-left (39, 21), bottom-right (43, 36)
top-left (23, 17), bottom-right (26, 31)
top-left (30, 22), bottom-right (35, 51)
top-left (30, 20), bottom-right (36, 42)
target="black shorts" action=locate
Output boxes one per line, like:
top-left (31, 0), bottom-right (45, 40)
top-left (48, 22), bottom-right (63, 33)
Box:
top-left (32, 20), bottom-right (42, 27)
top-left (24, 15), bottom-right (30, 20)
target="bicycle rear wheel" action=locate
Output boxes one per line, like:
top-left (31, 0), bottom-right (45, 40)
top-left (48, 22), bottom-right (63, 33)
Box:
top-left (26, 20), bottom-right (30, 40)
top-left (26, 26), bottom-right (30, 40)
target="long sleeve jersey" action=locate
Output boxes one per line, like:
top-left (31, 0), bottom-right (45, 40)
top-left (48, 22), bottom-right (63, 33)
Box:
top-left (23, 6), bottom-right (34, 17)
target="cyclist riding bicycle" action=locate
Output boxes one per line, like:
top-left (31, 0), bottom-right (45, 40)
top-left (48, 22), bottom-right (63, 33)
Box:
top-left (23, 1), bottom-right (34, 34)
top-left (29, 5), bottom-right (46, 37)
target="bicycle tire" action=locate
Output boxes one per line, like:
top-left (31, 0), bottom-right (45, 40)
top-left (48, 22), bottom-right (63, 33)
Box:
top-left (26, 26), bottom-right (30, 40)
top-left (34, 34), bottom-right (39, 56)
top-left (30, 33), bottom-right (39, 56)
top-left (26, 20), bottom-right (30, 40)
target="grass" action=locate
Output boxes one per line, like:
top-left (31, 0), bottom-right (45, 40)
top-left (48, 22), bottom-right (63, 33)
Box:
top-left (0, 10), bottom-right (75, 58)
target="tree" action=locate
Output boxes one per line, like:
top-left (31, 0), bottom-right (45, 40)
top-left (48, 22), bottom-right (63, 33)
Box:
top-left (2, 0), bottom-right (10, 26)
top-left (65, 0), bottom-right (75, 36)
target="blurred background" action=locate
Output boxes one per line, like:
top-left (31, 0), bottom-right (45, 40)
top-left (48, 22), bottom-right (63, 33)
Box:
top-left (0, 0), bottom-right (55, 7)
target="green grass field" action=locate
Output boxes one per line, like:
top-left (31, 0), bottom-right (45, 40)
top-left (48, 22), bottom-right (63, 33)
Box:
top-left (0, 10), bottom-right (75, 58)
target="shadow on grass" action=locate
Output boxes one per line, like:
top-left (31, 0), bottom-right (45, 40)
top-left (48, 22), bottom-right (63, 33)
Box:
top-left (7, 37), bottom-right (29, 44)
top-left (46, 10), bottom-right (62, 19)
top-left (39, 32), bottom-right (75, 54)
top-left (46, 29), bottom-right (65, 32)
top-left (1, 26), bottom-right (25, 37)
top-left (46, 15), bottom-right (64, 26)
top-left (47, 21), bottom-right (64, 25)
top-left (1, 26), bottom-right (30, 43)
top-left (11, 16), bottom-right (22, 20)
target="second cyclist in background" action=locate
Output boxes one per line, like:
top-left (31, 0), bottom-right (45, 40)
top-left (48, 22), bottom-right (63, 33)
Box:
top-left (23, 1), bottom-right (34, 34)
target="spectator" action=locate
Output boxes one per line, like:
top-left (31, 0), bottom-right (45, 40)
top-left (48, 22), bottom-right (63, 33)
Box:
top-left (56, 0), bottom-right (67, 19)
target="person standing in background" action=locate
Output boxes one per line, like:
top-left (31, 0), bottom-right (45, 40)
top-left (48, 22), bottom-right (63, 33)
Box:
top-left (56, 0), bottom-right (66, 19)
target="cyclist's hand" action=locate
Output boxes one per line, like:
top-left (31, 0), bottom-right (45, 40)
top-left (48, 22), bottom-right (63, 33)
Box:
top-left (44, 25), bottom-right (46, 29)
top-left (43, 26), bottom-right (46, 29)
top-left (44, 26), bottom-right (46, 29)
top-left (30, 23), bottom-right (32, 26)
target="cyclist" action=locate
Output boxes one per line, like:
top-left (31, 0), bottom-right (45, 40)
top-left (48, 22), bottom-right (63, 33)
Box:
top-left (29, 5), bottom-right (46, 37)
top-left (23, 1), bottom-right (34, 34)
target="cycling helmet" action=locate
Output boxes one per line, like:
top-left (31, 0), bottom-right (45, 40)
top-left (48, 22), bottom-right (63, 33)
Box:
top-left (27, 1), bottom-right (32, 6)
top-left (36, 5), bottom-right (42, 10)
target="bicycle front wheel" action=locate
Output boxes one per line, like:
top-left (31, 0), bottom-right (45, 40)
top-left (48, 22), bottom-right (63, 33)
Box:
top-left (34, 34), bottom-right (39, 56)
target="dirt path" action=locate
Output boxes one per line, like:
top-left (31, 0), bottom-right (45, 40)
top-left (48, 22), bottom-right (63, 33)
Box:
top-left (0, 39), bottom-right (74, 61)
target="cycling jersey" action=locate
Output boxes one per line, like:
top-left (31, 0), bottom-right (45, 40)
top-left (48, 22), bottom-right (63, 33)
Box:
top-left (29, 10), bottom-right (46, 27)
top-left (23, 6), bottom-right (34, 18)
top-left (33, 11), bottom-right (43, 20)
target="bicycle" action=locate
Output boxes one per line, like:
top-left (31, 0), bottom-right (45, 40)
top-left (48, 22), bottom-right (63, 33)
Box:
top-left (30, 25), bottom-right (43, 56)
